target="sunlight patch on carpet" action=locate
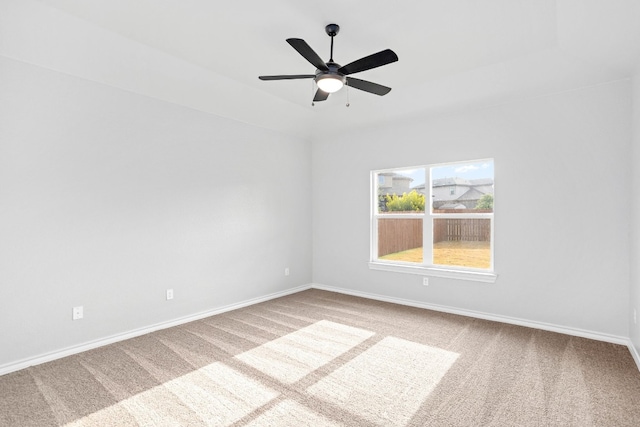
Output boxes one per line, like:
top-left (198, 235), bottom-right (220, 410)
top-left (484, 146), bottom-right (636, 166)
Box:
top-left (163, 362), bottom-right (278, 424)
top-left (64, 362), bottom-right (278, 427)
top-left (245, 399), bottom-right (342, 427)
top-left (235, 320), bottom-right (374, 384)
top-left (307, 336), bottom-right (459, 426)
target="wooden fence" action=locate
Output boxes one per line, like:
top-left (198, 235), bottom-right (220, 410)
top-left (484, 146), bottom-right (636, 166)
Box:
top-left (378, 218), bottom-right (423, 257)
top-left (378, 215), bottom-right (491, 256)
top-left (433, 218), bottom-right (490, 243)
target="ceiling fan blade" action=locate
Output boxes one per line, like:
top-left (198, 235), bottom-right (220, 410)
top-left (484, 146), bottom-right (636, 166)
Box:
top-left (313, 89), bottom-right (330, 102)
top-left (287, 38), bottom-right (329, 71)
top-left (346, 77), bottom-right (392, 96)
top-left (259, 75), bottom-right (315, 80)
top-left (338, 49), bottom-right (398, 75)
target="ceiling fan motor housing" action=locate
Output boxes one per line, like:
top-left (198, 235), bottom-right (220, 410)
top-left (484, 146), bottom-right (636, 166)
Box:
top-left (315, 61), bottom-right (345, 93)
top-left (316, 62), bottom-right (343, 78)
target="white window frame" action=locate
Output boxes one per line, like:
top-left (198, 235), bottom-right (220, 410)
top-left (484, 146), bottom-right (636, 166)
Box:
top-left (369, 160), bottom-right (497, 283)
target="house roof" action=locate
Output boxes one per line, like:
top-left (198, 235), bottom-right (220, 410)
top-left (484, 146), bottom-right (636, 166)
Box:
top-left (469, 178), bottom-right (494, 186)
top-left (429, 179), bottom-right (493, 202)
top-left (457, 187), bottom-right (488, 201)
top-left (7, 1), bottom-right (640, 139)
top-left (433, 177), bottom-right (472, 187)
top-left (432, 177), bottom-right (494, 187)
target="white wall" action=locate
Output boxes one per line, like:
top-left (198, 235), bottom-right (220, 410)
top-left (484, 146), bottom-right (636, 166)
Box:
top-left (0, 57), bottom-right (312, 368)
top-left (632, 73), bottom-right (640, 355)
top-left (312, 80), bottom-right (632, 338)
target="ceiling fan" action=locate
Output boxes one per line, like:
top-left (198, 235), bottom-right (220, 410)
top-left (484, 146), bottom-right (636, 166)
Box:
top-left (259, 24), bottom-right (398, 104)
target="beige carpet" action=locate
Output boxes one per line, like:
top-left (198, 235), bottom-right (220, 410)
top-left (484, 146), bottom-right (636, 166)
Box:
top-left (1, 289), bottom-right (639, 426)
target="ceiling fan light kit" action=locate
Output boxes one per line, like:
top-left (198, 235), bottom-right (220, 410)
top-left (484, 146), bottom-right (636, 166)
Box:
top-left (316, 73), bottom-right (345, 93)
top-left (259, 23), bottom-right (398, 105)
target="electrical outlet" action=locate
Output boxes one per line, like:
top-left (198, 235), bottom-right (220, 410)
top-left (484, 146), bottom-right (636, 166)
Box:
top-left (634, 309), bottom-right (637, 325)
top-left (423, 277), bottom-right (429, 286)
top-left (166, 289), bottom-right (174, 300)
top-left (72, 306), bottom-right (83, 320)
top-left (284, 267), bottom-right (290, 276)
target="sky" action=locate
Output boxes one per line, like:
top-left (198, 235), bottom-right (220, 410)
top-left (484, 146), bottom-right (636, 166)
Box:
top-left (394, 159), bottom-right (494, 187)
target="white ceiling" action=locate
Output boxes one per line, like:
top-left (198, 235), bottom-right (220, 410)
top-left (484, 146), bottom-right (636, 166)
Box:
top-left (4, 0), bottom-right (640, 139)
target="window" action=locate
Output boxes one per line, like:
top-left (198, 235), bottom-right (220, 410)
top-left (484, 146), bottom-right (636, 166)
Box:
top-left (370, 159), bottom-right (496, 282)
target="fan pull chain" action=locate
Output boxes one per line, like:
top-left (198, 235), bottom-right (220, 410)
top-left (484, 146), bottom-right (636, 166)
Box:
top-left (346, 82), bottom-right (350, 107)
top-left (311, 79), bottom-right (315, 107)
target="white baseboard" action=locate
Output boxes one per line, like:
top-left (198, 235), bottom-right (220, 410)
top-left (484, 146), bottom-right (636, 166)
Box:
top-left (310, 283), bottom-right (630, 346)
top-left (0, 284), bottom-right (312, 377)
top-left (3, 283), bottom-right (637, 376)
top-left (629, 340), bottom-right (640, 372)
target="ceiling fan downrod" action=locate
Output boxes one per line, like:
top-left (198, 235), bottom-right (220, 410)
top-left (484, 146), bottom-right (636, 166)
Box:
top-left (325, 23), bottom-right (340, 62)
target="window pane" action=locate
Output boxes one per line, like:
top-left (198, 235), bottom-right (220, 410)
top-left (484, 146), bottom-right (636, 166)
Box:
top-left (377, 169), bottom-right (426, 214)
top-left (377, 218), bottom-right (423, 263)
top-left (431, 160), bottom-right (494, 213)
top-left (432, 218), bottom-right (491, 269)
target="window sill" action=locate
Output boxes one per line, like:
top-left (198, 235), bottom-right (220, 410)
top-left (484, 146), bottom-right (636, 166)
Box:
top-left (368, 262), bottom-right (497, 283)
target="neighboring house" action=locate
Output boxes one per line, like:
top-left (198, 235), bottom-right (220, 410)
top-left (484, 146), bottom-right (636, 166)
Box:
top-left (378, 173), bottom-right (494, 209)
top-left (415, 177), bottom-right (494, 209)
top-left (377, 172), bottom-right (414, 197)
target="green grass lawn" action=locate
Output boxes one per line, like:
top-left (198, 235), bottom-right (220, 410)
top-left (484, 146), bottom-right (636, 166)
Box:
top-left (379, 241), bottom-right (490, 269)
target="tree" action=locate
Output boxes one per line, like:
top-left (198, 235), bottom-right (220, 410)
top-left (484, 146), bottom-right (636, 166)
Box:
top-left (475, 194), bottom-right (494, 210)
top-left (385, 190), bottom-right (425, 212)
